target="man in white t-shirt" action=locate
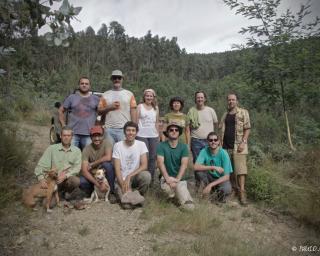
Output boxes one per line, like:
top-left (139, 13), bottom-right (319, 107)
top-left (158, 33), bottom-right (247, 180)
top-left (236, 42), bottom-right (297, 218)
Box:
top-left (112, 121), bottom-right (151, 208)
top-left (187, 91), bottom-right (218, 187)
top-left (98, 70), bottom-right (137, 145)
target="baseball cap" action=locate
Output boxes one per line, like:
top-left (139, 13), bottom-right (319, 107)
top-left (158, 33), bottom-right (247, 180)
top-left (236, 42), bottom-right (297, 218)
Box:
top-left (90, 126), bottom-right (104, 135)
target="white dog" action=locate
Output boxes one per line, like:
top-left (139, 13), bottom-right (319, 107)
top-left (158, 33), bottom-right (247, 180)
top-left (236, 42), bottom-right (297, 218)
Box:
top-left (84, 169), bottom-right (110, 203)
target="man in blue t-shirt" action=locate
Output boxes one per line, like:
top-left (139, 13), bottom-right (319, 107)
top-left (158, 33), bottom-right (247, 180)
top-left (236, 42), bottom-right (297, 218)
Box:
top-left (59, 77), bottom-right (100, 150)
top-left (194, 131), bottom-right (233, 202)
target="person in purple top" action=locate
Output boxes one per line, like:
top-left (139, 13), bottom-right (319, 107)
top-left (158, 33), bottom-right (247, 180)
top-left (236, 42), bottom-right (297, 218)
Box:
top-left (59, 77), bottom-right (100, 150)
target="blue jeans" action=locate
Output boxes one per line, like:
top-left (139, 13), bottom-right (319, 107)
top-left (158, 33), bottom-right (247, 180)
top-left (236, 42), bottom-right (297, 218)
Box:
top-left (105, 128), bottom-right (124, 145)
top-left (136, 136), bottom-right (159, 180)
top-left (72, 134), bottom-right (91, 151)
top-left (79, 161), bottom-right (115, 195)
top-left (191, 138), bottom-right (207, 163)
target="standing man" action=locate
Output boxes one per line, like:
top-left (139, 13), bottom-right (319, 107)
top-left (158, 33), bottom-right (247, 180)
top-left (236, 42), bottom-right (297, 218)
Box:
top-left (157, 122), bottom-right (194, 210)
top-left (194, 132), bottom-right (233, 202)
top-left (113, 121), bottom-right (151, 208)
top-left (187, 91), bottom-right (218, 186)
top-left (220, 93), bottom-right (251, 205)
top-left (59, 77), bottom-right (100, 150)
top-left (35, 126), bottom-right (81, 198)
top-left (80, 125), bottom-right (116, 202)
top-left (98, 70), bottom-right (137, 145)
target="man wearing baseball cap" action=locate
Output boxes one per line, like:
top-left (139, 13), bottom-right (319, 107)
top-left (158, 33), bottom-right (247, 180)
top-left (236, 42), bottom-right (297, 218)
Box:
top-left (98, 70), bottom-right (137, 145)
top-left (80, 125), bottom-right (116, 202)
top-left (156, 122), bottom-right (194, 210)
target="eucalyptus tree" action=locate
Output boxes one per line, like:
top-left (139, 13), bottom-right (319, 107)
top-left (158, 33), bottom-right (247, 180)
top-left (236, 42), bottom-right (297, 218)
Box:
top-left (223, 0), bottom-right (320, 150)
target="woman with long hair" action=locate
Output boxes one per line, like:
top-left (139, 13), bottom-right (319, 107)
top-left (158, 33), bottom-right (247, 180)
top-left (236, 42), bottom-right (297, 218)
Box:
top-left (136, 89), bottom-right (159, 181)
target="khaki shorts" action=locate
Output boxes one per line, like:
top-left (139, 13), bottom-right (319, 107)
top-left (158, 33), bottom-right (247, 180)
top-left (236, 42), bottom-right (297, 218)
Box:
top-left (227, 150), bottom-right (247, 175)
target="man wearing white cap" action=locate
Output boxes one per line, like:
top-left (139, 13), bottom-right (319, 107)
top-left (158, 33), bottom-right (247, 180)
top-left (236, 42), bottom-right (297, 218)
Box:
top-left (98, 70), bottom-right (137, 144)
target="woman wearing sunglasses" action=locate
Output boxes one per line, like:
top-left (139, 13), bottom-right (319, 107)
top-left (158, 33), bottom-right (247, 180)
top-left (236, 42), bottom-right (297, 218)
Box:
top-left (193, 132), bottom-right (233, 203)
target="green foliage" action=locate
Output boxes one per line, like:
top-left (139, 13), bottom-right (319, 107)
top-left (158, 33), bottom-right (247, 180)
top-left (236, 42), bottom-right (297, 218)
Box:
top-left (0, 123), bottom-right (31, 207)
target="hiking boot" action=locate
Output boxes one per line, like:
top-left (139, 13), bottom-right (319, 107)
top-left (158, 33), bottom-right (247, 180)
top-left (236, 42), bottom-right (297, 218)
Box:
top-left (239, 190), bottom-right (247, 206)
top-left (108, 193), bottom-right (118, 204)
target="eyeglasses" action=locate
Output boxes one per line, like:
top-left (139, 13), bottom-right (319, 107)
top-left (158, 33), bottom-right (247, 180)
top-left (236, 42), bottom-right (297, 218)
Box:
top-left (169, 128), bottom-right (179, 132)
top-left (112, 76), bottom-right (122, 81)
top-left (208, 138), bottom-right (219, 143)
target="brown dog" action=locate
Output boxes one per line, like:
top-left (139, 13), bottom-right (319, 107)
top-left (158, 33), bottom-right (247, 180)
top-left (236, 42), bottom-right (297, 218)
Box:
top-left (22, 169), bottom-right (59, 213)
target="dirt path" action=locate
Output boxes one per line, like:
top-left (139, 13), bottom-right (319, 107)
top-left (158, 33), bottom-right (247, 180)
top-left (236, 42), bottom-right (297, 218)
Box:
top-left (0, 123), bottom-right (319, 256)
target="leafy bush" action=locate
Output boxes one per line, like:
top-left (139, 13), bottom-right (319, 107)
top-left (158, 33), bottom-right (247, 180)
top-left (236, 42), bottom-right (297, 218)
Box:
top-left (0, 123), bottom-right (31, 207)
top-left (247, 165), bottom-right (281, 203)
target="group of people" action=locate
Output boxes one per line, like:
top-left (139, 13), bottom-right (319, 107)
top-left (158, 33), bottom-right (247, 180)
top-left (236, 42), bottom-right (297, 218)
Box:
top-left (35, 69), bottom-right (251, 210)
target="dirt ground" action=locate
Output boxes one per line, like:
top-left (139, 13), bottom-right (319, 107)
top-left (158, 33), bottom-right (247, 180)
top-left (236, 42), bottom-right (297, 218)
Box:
top-left (0, 123), bottom-right (319, 256)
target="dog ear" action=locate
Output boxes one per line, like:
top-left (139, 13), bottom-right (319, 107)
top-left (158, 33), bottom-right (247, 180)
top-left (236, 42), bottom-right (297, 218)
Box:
top-left (91, 168), bottom-right (97, 176)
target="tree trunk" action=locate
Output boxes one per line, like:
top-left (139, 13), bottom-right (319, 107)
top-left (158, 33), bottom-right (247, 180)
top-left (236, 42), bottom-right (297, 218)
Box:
top-left (280, 80), bottom-right (296, 151)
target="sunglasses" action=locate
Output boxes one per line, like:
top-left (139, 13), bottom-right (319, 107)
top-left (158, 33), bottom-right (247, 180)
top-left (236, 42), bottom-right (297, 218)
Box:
top-left (112, 76), bottom-right (122, 81)
top-left (208, 138), bottom-right (219, 143)
top-left (169, 128), bottom-right (179, 132)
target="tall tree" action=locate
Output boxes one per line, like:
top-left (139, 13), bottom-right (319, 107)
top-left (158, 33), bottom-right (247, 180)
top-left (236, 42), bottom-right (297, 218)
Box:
top-left (223, 0), bottom-right (320, 150)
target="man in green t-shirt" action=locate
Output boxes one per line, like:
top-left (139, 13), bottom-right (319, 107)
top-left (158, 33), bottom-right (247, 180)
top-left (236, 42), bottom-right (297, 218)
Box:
top-left (157, 122), bottom-right (194, 210)
top-left (194, 131), bottom-right (233, 202)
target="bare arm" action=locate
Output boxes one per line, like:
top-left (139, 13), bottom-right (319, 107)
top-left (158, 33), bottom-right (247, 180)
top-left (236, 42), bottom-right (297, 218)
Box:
top-left (130, 107), bottom-right (137, 123)
top-left (97, 102), bottom-right (118, 115)
top-left (185, 125), bottom-right (191, 147)
top-left (176, 156), bottom-right (189, 181)
top-left (237, 128), bottom-right (250, 153)
top-left (89, 147), bottom-right (112, 169)
top-left (203, 175), bottom-right (230, 194)
top-left (127, 153), bottom-right (147, 179)
top-left (157, 155), bottom-right (178, 184)
top-left (81, 161), bottom-right (99, 187)
top-left (58, 106), bottom-right (66, 127)
top-left (194, 163), bottom-right (224, 174)
top-left (114, 158), bottom-right (125, 192)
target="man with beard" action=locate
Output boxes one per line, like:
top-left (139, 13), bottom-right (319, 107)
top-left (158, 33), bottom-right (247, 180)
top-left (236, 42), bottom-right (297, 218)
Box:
top-left (98, 70), bottom-right (137, 145)
top-left (80, 125), bottom-right (116, 203)
top-left (220, 93), bottom-right (251, 205)
top-left (157, 122), bottom-right (194, 210)
top-left (59, 77), bottom-right (100, 150)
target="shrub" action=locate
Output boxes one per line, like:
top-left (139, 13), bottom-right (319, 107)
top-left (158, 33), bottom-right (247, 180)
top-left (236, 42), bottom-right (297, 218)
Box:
top-left (0, 123), bottom-right (31, 207)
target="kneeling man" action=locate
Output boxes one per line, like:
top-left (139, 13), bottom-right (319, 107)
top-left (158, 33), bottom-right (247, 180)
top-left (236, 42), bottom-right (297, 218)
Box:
top-left (80, 125), bottom-right (116, 202)
top-left (35, 126), bottom-right (81, 199)
top-left (194, 132), bottom-right (232, 202)
top-left (157, 122), bottom-right (194, 210)
top-left (113, 121), bottom-right (151, 208)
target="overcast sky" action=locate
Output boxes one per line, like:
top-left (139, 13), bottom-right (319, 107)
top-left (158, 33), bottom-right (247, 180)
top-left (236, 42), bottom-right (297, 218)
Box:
top-left (66, 0), bottom-right (320, 53)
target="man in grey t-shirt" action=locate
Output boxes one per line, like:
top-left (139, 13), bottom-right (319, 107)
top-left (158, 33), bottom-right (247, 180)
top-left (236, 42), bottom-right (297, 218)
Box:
top-left (59, 77), bottom-right (100, 150)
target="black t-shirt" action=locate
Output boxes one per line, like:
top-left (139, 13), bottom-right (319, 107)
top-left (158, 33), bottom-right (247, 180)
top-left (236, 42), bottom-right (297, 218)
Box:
top-left (223, 113), bottom-right (236, 149)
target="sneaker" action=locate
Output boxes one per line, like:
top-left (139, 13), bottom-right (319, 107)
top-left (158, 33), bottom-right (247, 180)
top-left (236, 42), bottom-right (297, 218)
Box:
top-left (239, 190), bottom-right (247, 206)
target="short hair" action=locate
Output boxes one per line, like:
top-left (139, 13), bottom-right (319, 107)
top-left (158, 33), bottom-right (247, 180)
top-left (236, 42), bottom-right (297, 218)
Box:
top-left (169, 96), bottom-right (184, 110)
top-left (78, 76), bottom-right (90, 85)
top-left (194, 91), bottom-right (207, 103)
top-left (123, 121), bottom-right (139, 133)
top-left (227, 92), bottom-right (238, 100)
top-left (61, 126), bottom-right (73, 135)
top-left (206, 131), bottom-right (219, 141)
